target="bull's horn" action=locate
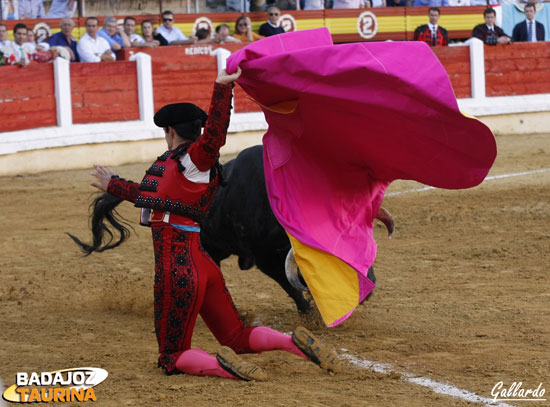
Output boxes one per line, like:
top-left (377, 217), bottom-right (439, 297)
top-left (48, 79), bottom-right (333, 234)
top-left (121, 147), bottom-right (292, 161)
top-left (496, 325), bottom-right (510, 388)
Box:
top-left (285, 248), bottom-right (308, 291)
top-left (376, 206), bottom-right (394, 238)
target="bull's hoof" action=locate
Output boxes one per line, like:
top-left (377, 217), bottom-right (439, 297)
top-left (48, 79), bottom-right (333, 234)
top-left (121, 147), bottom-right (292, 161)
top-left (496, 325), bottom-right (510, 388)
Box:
top-left (216, 346), bottom-right (268, 381)
top-left (292, 327), bottom-right (342, 373)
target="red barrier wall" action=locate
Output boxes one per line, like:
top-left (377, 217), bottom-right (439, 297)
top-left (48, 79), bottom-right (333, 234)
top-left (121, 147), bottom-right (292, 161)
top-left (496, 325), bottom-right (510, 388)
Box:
top-left (152, 55), bottom-right (218, 113)
top-left (118, 46), bottom-right (224, 112)
top-left (116, 43), bottom-right (244, 60)
top-left (0, 64), bottom-right (57, 132)
top-left (485, 43), bottom-right (550, 97)
top-left (70, 61), bottom-right (140, 124)
top-left (121, 45), bottom-right (259, 113)
top-left (433, 46), bottom-right (471, 99)
top-left (2, 42), bottom-right (550, 134)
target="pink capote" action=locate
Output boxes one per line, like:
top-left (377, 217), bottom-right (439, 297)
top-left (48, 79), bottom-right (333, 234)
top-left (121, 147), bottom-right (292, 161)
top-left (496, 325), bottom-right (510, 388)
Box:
top-left (226, 28), bottom-right (497, 325)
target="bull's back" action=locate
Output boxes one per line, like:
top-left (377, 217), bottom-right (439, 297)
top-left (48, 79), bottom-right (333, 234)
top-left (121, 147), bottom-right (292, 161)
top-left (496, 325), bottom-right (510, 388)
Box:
top-left (201, 146), bottom-right (289, 267)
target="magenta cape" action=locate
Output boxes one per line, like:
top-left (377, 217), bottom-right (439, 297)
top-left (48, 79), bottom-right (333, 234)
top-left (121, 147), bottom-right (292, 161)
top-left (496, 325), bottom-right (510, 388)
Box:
top-left (226, 28), bottom-right (497, 326)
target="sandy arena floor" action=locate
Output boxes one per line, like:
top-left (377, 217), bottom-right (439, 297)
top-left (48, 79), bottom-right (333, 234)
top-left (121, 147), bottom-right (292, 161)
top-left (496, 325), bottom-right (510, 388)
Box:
top-left (0, 132), bottom-right (548, 407)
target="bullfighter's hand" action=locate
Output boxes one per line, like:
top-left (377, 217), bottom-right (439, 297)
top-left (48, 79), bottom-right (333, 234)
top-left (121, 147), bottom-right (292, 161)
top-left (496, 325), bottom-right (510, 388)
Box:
top-left (216, 67), bottom-right (242, 85)
top-left (91, 164), bottom-right (115, 192)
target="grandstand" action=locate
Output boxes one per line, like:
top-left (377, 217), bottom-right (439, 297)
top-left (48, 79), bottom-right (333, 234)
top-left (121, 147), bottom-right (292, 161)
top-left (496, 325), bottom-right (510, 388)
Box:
top-left (1, 4), bottom-right (549, 175)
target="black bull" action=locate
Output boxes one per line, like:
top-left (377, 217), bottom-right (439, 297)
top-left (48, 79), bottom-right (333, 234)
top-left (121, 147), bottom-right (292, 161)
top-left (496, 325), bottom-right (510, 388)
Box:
top-left (69, 145), bottom-right (381, 316)
top-left (201, 145), bottom-right (313, 314)
top-left (203, 145), bottom-right (380, 315)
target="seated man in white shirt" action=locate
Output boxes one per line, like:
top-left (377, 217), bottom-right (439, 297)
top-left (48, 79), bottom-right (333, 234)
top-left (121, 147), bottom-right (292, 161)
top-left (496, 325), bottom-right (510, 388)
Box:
top-left (155, 10), bottom-right (197, 45)
top-left (3, 23), bottom-right (34, 66)
top-left (77, 16), bottom-right (115, 62)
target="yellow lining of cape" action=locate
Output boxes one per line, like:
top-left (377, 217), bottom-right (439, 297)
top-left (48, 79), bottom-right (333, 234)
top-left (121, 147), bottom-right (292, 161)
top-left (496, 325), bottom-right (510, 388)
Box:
top-left (288, 233), bottom-right (359, 326)
top-left (246, 96), bottom-right (298, 114)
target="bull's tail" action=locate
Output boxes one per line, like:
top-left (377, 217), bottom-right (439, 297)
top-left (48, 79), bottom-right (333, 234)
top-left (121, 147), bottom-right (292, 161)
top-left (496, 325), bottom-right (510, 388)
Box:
top-left (67, 193), bottom-right (133, 255)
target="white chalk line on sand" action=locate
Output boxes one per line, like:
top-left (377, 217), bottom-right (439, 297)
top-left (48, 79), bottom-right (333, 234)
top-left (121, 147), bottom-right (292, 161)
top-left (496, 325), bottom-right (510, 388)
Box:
top-left (339, 351), bottom-right (517, 407)
top-left (387, 168), bottom-right (550, 197)
top-left (353, 168), bottom-right (550, 404)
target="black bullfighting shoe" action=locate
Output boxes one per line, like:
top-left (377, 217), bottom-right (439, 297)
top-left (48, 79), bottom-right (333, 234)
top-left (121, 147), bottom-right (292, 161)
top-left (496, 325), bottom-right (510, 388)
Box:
top-left (292, 326), bottom-right (342, 373)
top-left (216, 346), bottom-right (268, 382)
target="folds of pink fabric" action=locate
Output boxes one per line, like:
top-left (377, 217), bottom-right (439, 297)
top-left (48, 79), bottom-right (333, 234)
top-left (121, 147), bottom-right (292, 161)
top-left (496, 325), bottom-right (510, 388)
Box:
top-left (226, 27), bottom-right (496, 300)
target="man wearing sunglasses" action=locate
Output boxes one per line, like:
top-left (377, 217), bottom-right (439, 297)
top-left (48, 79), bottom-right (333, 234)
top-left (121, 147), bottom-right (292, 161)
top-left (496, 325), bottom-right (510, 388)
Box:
top-left (156, 10), bottom-right (197, 45)
top-left (259, 6), bottom-right (285, 37)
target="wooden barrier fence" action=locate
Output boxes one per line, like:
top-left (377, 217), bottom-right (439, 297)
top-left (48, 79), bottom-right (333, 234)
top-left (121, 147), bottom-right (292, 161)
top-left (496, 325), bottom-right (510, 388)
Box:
top-left (1, 41), bottom-right (550, 133)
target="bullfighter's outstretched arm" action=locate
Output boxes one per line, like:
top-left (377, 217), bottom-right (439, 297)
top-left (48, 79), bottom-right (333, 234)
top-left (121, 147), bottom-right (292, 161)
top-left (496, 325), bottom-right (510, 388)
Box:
top-left (187, 69), bottom-right (241, 172)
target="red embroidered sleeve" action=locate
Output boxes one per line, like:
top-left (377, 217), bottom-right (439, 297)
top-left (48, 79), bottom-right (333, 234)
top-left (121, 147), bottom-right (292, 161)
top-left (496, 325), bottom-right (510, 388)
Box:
top-left (107, 176), bottom-right (140, 203)
top-left (187, 82), bottom-right (233, 171)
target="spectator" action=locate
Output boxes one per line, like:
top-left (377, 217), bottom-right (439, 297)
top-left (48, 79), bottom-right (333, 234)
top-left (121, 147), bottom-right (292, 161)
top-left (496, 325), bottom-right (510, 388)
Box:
top-left (24, 27), bottom-right (50, 53)
top-left (214, 23), bottom-right (241, 43)
top-left (413, 0), bottom-right (448, 7)
top-left (1, 0), bottom-right (19, 20)
top-left (47, 0), bottom-right (76, 18)
top-left (98, 16), bottom-right (131, 51)
top-left (332, 0), bottom-right (367, 8)
top-left (259, 7), bottom-right (285, 37)
top-left (141, 20), bottom-right (165, 46)
top-left (414, 7), bottom-right (448, 46)
top-left (512, 2), bottom-right (545, 42)
top-left (3, 23), bottom-right (33, 66)
top-left (387, 0), bottom-right (406, 6)
top-left (234, 16), bottom-right (264, 42)
top-left (276, 0), bottom-right (299, 10)
top-left (77, 17), bottom-right (115, 62)
top-left (195, 27), bottom-right (219, 44)
top-left (48, 17), bottom-right (79, 62)
top-left (302, 0), bottom-right (324, 9)
top-left (469, 0), bottom-right (498, 5)
top-left (18, 0), bottom-right (45, 18)
top-left (195, 27), bottom-right (211, 41)
top-left (226, 0), bottom-right (250, 12)
top-left (448, 0), bottom-right (470, 5)
top-left (156, 10), bottom-right (197, 45)
top-left (472, 7), bottom-right (511, 45)
top-left (123, 16), bottom-right (158, 48)
top-left (0, 23), bottom-right (11, 53)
